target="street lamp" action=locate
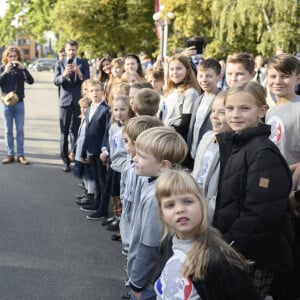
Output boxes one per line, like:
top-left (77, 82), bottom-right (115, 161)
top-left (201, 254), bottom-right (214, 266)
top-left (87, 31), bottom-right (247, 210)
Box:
top-left (153, 10), bottom-right (174, 63)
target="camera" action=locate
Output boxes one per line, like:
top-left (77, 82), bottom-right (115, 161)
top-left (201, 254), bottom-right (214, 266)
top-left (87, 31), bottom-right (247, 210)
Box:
top-left (67, 58), bottom-right (73, 65)
top-left (11, 63), bottom-right (17, 68)
top-left (186, 37), bottom-right (206, 55)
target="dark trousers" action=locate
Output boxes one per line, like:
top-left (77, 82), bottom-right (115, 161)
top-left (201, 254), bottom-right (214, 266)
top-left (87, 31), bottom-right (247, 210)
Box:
top-left (59, 104), bottom-right (80, 163)
top-left (89, 155), bottom-right (109, 214)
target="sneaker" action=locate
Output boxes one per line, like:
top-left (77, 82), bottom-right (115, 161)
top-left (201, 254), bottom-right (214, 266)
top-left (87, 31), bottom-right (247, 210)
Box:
top-left (121, 289), bottom-right (131, 300)
top-left (78, 181), bottom-right (86, 190)
top-left (80, 203), bottom-right (99, 212)
top-left (76, 193), bottom-right (86, 200)
top-left (76, 196), bottom-right (92, 205)
top-left (102, 217), bottom-right (115, 226)
top-left (86, 210), bottom-right (107, 220)
top-left (121, 249), bottom-right (128, 257)
top-left (106, 220), bottom-right (120, 231)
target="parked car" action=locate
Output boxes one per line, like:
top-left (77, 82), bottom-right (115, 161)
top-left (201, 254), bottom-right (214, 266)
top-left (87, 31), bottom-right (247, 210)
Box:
top-left (29, 58), bottom-right (57, 72)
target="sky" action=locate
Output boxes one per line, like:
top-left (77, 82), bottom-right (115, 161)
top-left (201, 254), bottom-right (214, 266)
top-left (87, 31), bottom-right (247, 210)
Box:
top-left (0, 0), bottom-right (8, 17)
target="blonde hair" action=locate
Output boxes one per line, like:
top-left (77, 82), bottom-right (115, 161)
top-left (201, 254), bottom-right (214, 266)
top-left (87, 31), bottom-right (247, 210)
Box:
top-left (133, 88), bottom-right (160, 116)
top-left (165, 55), bottom-right (201, 96)
top-left (224, 81), bottom-right (266, 107)
top-left (111, 94), bottom-right (129, 123)
top-left (78, 97), bottom-right (90, 118)
top-left (156, 169), bottom-right (248, 280)
top-left (113, 82), bottom-right (130, 96)
top-left (135, 127), bottom-right (187, 164)
top-left (2, 46), bottom-right (23, 64)
top-left (87, 80), bottom-right (104, 91)
top-left (123, 115), bottom-right (164, 142)
top-left (121, 70), bottom-right (142, 84)
top-left (111, 57), bottom-right (124, 68)
top-left (81, 79), bottom-right (91, 98)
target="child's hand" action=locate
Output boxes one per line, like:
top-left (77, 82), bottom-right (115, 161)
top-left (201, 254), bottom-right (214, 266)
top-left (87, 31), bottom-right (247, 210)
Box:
top-left (100, 151), bottom-right (108, 162)
top-left (290, 191), bottom-right (300, 218)
top-left (130, 290), bottom-right (142, 300)
top-left (81, 157), bottom-right (89, 164)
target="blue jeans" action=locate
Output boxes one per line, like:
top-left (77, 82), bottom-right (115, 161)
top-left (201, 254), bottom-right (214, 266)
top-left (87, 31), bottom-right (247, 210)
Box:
top-left (2, 101), bottom-right (25, 156)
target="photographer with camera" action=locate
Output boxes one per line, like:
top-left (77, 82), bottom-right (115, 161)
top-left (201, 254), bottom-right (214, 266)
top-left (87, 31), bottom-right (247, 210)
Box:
top-left (0, 46), bottom-right (34, 165)
top-left (54, 40), bottom-right (90, 172)
top-left (182, 36), bottom-right (206, 74)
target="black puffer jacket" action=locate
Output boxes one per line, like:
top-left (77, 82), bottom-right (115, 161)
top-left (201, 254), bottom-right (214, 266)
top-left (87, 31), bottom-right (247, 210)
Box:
top-left (214, 124), bottom-right (294, 273)
top-left (154, 234), bottom-right (260, 300)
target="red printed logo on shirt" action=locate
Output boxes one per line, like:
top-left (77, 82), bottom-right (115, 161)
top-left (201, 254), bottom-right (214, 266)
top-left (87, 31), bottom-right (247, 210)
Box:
top-left (267, 116), bottom-right (284, 144)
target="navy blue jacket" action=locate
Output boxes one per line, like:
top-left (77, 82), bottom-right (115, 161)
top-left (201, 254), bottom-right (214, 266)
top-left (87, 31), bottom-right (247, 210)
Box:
top-left (81, 101), bottom-right (110, 157)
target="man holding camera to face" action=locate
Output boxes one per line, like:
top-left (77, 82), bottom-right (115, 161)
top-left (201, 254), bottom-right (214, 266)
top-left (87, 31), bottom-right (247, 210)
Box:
top-left (54, 40), bottom-right (90, 172)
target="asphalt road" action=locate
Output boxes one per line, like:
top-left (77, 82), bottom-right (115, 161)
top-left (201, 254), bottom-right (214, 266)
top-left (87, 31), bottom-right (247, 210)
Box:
top-left (0, 71), bottom-right (126, 300)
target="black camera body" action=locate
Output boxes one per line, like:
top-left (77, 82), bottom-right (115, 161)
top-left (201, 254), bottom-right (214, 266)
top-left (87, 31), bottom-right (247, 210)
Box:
top-left (67, 58), bottom-right (73, 65)
top-left (11, 63), bottom-right (17, 68)
top-left (186, 37), bottom-right (206, 55)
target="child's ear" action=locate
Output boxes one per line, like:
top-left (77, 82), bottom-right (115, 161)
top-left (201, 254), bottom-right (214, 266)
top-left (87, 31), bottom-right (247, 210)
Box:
top-left (159, 160), bottom-right (172, 171)
top-left (258, 105), bottom-right (267, 119)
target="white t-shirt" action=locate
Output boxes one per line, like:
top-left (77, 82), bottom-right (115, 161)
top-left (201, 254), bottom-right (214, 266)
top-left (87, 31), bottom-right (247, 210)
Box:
top-left (154, 236), bottom-right (201, 300)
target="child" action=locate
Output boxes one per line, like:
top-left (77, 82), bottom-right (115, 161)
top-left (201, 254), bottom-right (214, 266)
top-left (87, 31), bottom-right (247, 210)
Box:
top-left (124, 54), bottom-right (144, 78)
top-left (146, 67), bottom-right (165, 118)
top-left (265, 53), bottom-right (300, 300)
top-left (214, 81), bottom-right (293, 298)
top-left (186, 58), bottom-right (222, 169)
top-left (192, 91), bottom-right (231, 223)
top-left (129, 81), bottom-right (153, 113)
top-left (147, 67), bottom-right (164, 95)
top-left (69, 79), bottom-right (91, 162)
top-left (120, 116), bottom-right (164, 255)
top-left (105, 57), bottom-right (124, 106)
top-left (132, 88), bottom-right (160, 117)
top-left (266, 53), bottom-right (300, 169)
top-left (225, 52), bottom-right (255, 88)
top-left (121, 70), bottom-right (142, 86)
top-left (154, 169), bottom-right (260, 300)
top-left (98, 95), bottom-right (129, 230)
top-left (73, 97), bottom-right (95, 206)
top-left (163, 55), bottom-right (201, 140)
top-left (128, 127), bottom-right (188, 300)
top-left (79, 80), bottom-right (110, 220)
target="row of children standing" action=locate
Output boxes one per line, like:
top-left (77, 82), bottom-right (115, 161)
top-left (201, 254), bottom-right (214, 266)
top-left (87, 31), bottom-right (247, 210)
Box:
top-left (71, 51), bottom-right (300, 300)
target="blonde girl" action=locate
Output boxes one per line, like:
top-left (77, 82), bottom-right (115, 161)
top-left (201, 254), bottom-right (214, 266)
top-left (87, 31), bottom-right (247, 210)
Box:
top-left (121, 70), bottom-right (142, 86)
top-left (100, 94), bottom-right (129, 237)
top-left (154, 169), bottom-right (259, 300)
top-left (106, 58), bottom-right (124, 106)
top-left (73, 97), bottom-right (95, 205)
top-left (192, 92), bottom-right (231, 223)
top-left (214, 81), bottom-right (293, 298)
top-left (163, 55), bottom-right (201, 140)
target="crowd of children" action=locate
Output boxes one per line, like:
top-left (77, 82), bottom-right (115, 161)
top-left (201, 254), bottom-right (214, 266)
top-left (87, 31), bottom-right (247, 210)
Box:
top-left (67, 49), bottom-right (300, 300)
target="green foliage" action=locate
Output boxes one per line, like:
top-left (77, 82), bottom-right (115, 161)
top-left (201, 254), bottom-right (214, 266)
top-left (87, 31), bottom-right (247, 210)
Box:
top-left (0, 0), bottom-right (299, 60)
top-left (51, 0), bottom-right (157, 57)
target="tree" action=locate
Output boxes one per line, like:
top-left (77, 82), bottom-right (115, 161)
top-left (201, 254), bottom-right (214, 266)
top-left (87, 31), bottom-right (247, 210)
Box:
top-left (209, 0), bottom-right (300, 58)
top-left (51, 0), bottom-right (157, 58)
